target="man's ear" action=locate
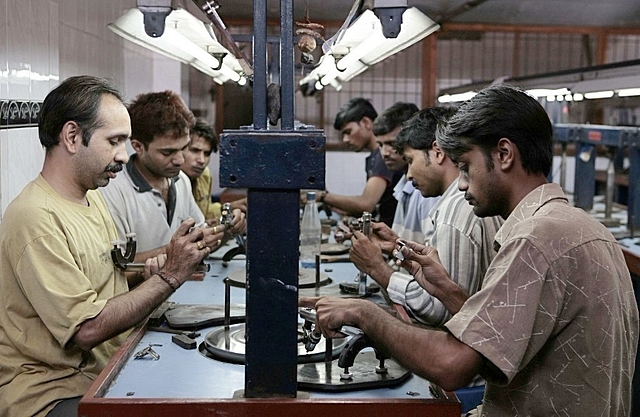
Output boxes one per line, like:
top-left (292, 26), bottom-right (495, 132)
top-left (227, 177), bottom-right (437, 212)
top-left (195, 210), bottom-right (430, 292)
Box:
top-left (496, 137), bottom-right (516, 171)
top-left (60, 121), bottom-right (81, 154)
top-left (431, 141), bottom-right (447, 164)
top-left (360, 116), bottom-right (373, 131)
top-left (130, 139), bottom-right (144, 154)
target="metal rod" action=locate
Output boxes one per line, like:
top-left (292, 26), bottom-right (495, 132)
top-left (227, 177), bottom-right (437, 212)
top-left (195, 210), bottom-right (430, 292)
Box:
top-left (324, 337), bottom-right (332, 363)
top-left (193, 0), bottom-right (254, 75)
top-left (560, 142), bottom-right (567, 190)
top-left (605, 150), bottom-right (615, 220)
top-left (280, 0), bottom-right (294, 130)
top-left (358, 212), bottom-right (372, 296)
top-left (224, 278), bottom-right (231, 329)
top-left (252, 0), bottom-right (268, 129)
top-left (315, 254), bottom-right (321, 289)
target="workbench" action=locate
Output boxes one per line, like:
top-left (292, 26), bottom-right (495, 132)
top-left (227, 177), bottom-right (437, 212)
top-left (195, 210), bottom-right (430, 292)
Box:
top-left (79, 247), bottom-right (461, 417)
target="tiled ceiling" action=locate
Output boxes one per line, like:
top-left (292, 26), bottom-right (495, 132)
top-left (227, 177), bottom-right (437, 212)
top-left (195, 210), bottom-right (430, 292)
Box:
top-left (199, 0), bottom-right (640, 28)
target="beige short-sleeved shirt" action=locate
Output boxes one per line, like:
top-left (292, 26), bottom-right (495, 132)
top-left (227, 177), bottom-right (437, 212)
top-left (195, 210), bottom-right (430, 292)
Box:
top-left (0, 175), bottom-right (130, 417)
top-left (446, 183), bottom-right (639, 416)
top-left (192, 166), bottom-right (222, 220)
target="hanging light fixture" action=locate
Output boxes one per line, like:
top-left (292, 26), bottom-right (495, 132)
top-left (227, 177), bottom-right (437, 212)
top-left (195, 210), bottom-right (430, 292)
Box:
top-left (108, 8), bottom-right (244, 84)
top-left (299, 5), bottom-right (439, 93)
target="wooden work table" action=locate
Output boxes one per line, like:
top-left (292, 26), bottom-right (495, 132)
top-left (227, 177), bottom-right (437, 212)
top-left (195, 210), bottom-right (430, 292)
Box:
top-left (79, 247), bottom-right (460, 417)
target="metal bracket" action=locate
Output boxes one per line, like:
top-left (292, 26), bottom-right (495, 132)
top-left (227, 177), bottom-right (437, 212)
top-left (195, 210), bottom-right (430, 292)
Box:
top-left (136, 0), bottom-right (172, 37)
top-left (219, 129), bottom-right (325, 190)
top-left (111, 233), bottom-right (137, 269)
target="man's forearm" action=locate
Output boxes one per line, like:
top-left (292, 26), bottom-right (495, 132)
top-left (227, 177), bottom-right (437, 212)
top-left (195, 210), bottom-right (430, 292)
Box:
top-left (433, 281), bottom-right (469, 316)
top-left (324, 193), bottom-right (375, 215)
top-left (353, 301), bottom-right (481, 390)
top-left (72, 273), bottom-right (174, 351)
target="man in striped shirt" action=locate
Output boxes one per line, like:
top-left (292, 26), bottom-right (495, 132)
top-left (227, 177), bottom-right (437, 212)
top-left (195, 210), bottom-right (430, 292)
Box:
top-left (372, 102), bottom-right (439, 244)
top-left (303, 85), bottom-right (637, 416)
top-left (350, 107), bottom-right (503, 327)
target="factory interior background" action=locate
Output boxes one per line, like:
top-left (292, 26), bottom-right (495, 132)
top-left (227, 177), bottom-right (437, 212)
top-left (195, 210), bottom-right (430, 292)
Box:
top-left (1, 0), bottom-right (640, 217)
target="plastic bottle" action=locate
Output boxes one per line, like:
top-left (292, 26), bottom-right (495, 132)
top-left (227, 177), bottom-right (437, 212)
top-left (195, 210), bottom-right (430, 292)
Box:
top-left (300, 191), bottom-right (321, 269)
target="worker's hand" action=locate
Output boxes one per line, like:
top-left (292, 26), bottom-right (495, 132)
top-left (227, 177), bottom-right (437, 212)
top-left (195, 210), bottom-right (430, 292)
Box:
top-left (299, 296), bottom-right (370, 339)
top-left (230, 197), bottom-right (247, 214)
top-left (163, 218), bottom-right (211, 284)
top-left (205, 217), bottom-right (220, 228)
top-left (299, 296), bottom-right (320, 309)
top-left (334, 223), bottom-right (352, 243)
top-left (200, 224), bottom-right (226, 252)
top-left (397, 239), bottom-right (470, 315)
top-left (350, 230), bottom-right (388, 278)
top-left (395, 240), bottom-right (449, 297)
top-left (226, 208), bottom-right (246, 235)
top-left (369, 222), bottom-right (398, 255)
top-left (143, 253), bottom-right (167, 279)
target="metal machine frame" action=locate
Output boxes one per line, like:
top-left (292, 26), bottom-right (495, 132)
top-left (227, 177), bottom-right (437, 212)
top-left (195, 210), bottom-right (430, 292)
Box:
top-left (554, 123), bottom-right (640, 230)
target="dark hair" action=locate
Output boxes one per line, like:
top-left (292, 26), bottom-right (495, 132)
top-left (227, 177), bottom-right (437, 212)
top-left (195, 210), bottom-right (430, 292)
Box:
top-left (394, 107), bottom-right (457, 155)
top-left (190, 119), bottom-right (219, 153)
top-left (128, 91), bottom-right (195, 148)
top-left (437, 84), bottom-right (553, 176)
top-left (372, 102), bottom-right (419, 136)
top-left (333, 98), bottom-right (378, 130)
top-left (39, 75), bottom-right (123, 150)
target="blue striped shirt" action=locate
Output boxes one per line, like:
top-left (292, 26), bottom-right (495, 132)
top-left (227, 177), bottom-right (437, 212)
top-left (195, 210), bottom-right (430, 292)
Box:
top-left (387, 179), bottom-right (503, 327)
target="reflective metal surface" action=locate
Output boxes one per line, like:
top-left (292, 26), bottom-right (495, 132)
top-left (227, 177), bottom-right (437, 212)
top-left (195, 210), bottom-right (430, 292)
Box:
top-left (201, 323), bottom-right (348, 365)
top-left (226, 268), bottom-right (332, 288)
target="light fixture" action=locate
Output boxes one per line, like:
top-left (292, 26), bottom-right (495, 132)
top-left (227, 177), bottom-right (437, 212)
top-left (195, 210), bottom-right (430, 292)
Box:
top-left (618, 88), bottom-right (640, 97)
top-left (526, 88), bottom-right (570, 98)
top-left (437, 60), bottom-right (640, 104)
top-left (584, 90), bottom-right (614, 99)
top-left (299, 6), bottom-right (439, 91)
top-left (437, 91), bottom-right (477, 103)
top-left (108, 8), bottom-right (244, 85)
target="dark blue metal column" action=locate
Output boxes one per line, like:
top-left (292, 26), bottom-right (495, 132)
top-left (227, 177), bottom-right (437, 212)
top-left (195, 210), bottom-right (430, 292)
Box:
top-left (627, 132), bottom-right (640, 231)
top-left (574, 141), bottom-right (596, 211)
top-left (219, 0), bottom-right (326, 398)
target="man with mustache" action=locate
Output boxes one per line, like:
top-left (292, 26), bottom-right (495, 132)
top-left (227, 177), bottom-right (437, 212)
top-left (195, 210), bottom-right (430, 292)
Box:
top-left (100, 91), bottom-right (244, 264)
top-left (0, 76), bottom-right (211, 416)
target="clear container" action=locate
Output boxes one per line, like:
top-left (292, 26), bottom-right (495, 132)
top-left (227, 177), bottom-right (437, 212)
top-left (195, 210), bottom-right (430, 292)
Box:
top-left (300, 191), bottom-right (321, 269)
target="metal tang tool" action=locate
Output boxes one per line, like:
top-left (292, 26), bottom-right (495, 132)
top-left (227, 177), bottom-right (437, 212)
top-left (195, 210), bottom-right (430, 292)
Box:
top-left (111, 233), bottom-right (209, 273)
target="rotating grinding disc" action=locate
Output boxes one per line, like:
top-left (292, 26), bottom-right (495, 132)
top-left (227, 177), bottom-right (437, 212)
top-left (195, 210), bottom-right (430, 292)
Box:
top-left (200, 323), bottom-right (348, 365)
top-left (226, 268), bottom-right (332, 288)
top-left (321, 243), bottom-right (350, 255)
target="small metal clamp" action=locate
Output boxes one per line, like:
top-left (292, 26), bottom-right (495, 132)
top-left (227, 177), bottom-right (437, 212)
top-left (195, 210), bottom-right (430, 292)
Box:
top-left (133, 344), bottom-right (161, 360)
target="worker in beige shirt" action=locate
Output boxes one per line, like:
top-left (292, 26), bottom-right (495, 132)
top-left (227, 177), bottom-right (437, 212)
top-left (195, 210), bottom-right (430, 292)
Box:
top-left (0, 76), bottom-right (211, 417)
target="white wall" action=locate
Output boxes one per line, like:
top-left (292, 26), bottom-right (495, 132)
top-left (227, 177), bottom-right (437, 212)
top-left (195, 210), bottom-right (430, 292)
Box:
top-left (0, 0), bottom-right (366, 219)
top-left (0, 0), bottom-right (57, 216)
top-left (0, 0), bottom-right (186, 220)
top-left (324, 151), bottom-right (368, 196)
top-left (0, 0), bottom-right (621, 219)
